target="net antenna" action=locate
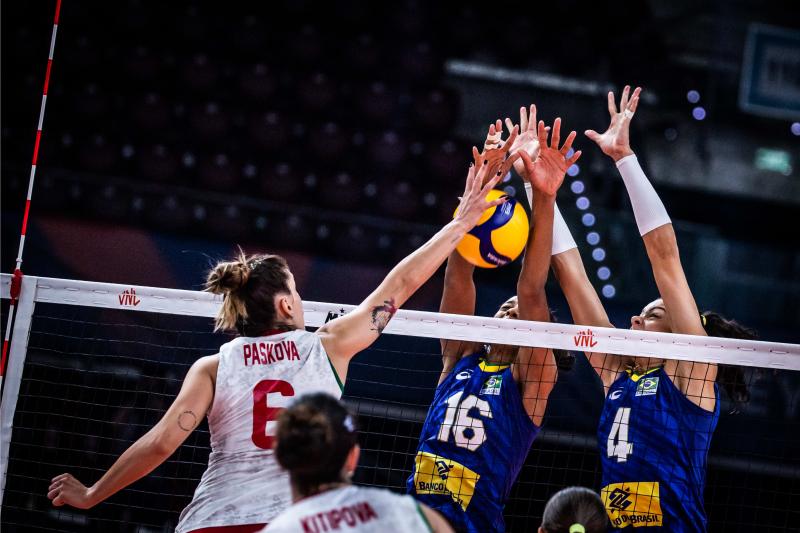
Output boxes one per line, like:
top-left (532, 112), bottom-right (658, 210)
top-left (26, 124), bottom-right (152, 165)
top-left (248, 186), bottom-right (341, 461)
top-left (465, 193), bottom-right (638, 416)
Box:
top-left (1, 0), bottom-right (63, 392)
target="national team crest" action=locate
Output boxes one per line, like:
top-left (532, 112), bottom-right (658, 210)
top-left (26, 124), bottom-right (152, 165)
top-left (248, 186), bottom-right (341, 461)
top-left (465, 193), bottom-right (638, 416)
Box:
top-left (635, 376), bottom-right (660, 397)
top-left (480, 375), bottom-right (503, 396)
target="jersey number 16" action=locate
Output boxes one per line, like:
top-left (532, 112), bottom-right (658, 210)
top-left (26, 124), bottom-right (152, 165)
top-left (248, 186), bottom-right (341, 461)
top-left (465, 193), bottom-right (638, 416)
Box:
top-left (437, 391), bottom-right (493, 452)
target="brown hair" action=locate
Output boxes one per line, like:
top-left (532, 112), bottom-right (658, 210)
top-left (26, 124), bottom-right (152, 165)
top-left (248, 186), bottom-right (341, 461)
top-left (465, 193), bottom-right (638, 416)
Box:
top-left (541, 486), bottom-right (609, 533)
top-left (205, 248), bottom-right (292, 336)
top-left (701, 311), bottom-right (758, 413)
top-left (274, 393), bottom-right (358, 495)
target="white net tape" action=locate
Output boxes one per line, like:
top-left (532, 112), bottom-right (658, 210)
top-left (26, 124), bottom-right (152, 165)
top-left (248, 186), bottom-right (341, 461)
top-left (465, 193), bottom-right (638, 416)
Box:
top-left (3, 274), bottom-right (798, 370)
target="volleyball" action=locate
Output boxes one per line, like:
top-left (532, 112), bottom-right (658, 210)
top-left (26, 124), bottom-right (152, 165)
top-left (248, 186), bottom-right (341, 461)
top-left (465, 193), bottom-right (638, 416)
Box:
top-left (454, 189), bottom-right (529, 268)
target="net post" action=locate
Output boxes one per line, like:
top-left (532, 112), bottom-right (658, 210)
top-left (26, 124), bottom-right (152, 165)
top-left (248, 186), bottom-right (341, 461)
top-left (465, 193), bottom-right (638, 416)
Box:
top-left (0, 275), bottom-right (37, 511)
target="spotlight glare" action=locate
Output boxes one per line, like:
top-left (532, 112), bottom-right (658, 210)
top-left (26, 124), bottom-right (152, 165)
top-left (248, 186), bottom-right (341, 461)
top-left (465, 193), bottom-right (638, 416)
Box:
top-left (570, 180), bottom-right (585, 194)
top-left (592, 247), bottom-right (606, 261)
top-left (567, 164), bottom-right (580, 177)
top-left (576, 196), bottom-right (590, 210)
top-left (792, 122), bottom-right (800, 136)
top-left (598, 266), bottom-right (611, 280)
top-left (692, 106), bottom-right (706, 121)
top-left (581, 213), bottom-right (596, 227)
top-left (602, 284), bottom-right (616, 298)
top-left (587, 232), bottom-right (600, 245)
top-left (687, 90), bottom-right (700, 103)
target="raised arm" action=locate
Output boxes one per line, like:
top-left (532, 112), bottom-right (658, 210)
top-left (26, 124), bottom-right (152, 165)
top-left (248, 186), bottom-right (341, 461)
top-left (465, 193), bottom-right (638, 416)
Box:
top-left (49, 355), bottom-right (217, 509)
top-left (514, 118), bottom-right (580, 424)
top-left (586, 86), bottom-right (715, 408)
top-left (503, 106), bottom-right (620, 388)
top-left (318, 145), bottom-right (519, 384)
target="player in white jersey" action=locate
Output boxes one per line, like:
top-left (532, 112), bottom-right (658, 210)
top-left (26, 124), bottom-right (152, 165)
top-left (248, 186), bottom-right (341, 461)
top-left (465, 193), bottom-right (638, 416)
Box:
top-left (262, 393), bottom-right (453, 533)
top-left (46, 145), bottom-right (520, 532)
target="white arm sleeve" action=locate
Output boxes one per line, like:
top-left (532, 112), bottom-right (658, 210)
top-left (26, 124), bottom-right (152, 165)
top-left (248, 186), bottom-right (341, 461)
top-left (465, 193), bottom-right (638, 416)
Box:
top-left (524, 182), bottom-right (577, 255)
top-left (615, 154), bottom-right (671, 236)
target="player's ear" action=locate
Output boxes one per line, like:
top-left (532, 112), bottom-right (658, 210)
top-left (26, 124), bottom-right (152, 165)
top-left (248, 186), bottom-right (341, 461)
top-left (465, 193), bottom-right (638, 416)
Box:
top-left (344, 444), bottom-right (360, 478)
top-left (276, 293), bottom-right (293, 318)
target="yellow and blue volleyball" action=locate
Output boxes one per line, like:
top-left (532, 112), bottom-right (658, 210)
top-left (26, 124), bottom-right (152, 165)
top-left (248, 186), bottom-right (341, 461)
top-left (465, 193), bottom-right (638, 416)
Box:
top-left (454, 189), bottom-right (529, 268)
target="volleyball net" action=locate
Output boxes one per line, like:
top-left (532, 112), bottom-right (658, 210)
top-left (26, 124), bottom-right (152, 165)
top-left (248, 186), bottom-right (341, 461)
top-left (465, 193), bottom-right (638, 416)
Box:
top-left (0, 274), bottom-right (798, 532)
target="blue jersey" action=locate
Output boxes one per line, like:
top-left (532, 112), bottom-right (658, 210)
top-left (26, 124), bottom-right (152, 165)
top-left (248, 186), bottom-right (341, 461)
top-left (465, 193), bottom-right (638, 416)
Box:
top-left (598, 367), bottom-right (719, 532)
top-left (407, 354), bottom-right (539, 533)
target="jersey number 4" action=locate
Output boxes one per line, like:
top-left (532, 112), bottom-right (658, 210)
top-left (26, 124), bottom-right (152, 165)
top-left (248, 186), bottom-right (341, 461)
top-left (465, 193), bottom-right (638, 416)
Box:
top-left (437, 391), bottom-right (493, 451)
top-left (252, 379), bottom-right (295, 449)
top-left (607, 407), bottom-right (633, 462)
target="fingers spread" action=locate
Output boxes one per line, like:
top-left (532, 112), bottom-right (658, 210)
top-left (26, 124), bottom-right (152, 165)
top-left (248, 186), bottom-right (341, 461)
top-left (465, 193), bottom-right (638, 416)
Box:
top-left (607, 91), bottom-right (617, 116)
top-left (520, 107), bottom-right (528, 132)
top-left (620, 85), bottom-right (630, 111)
top-left (566, 150), bottom-right (582, 166)
top-left (529, 104), bottom-right (537, 131)
top-left (503, 125), bottom-right (519, 154)
top-left (504, 117), bottom-right (515, 134)
top-left (550, 117), bottom-right (562, 149)
top-left (560, 130), bottom-right (577, 155)
top-left (537, 120), bottom-right (548, 148)
top-left (584, 129), bottom-right (600, 142)
top-left (629, 94), bottom-right (640, 114)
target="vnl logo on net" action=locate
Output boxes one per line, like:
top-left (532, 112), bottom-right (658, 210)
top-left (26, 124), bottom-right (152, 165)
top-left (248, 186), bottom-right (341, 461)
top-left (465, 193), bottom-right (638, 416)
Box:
top-left (573, 329), bottom-right (598, 348)
top-left (118, 288), bottom-right (141, 307)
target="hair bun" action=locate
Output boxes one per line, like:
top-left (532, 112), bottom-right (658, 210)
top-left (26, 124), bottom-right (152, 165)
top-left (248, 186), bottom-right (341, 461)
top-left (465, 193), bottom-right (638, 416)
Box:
top-left (205, 260), bottom-right (250, 295)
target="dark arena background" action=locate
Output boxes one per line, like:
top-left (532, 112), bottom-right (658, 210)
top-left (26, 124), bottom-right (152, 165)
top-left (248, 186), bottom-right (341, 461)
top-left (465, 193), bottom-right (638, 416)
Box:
top-left (1, 1), bottom-right (799, 532)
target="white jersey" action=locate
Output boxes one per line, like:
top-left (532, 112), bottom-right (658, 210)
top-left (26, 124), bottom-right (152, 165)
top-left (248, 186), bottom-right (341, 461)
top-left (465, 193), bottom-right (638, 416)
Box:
top-left (176, 330), bottom-right (343, 533)
top-left (262, 486), bottom-right (433, 533)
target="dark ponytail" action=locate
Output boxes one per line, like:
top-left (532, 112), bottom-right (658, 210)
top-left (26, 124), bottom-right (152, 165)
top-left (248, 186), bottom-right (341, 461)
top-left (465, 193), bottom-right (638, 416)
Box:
top-left (541, 486), bottom-right (608, 533)
top-left (274, 393), bottom-right (358, 495)
top-left (701, 311), bottom-right (758, 413)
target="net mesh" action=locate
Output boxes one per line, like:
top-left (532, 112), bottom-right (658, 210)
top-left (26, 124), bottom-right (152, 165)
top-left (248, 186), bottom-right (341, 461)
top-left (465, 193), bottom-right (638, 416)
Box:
top-left (1, 297), bottom-right (798, 532)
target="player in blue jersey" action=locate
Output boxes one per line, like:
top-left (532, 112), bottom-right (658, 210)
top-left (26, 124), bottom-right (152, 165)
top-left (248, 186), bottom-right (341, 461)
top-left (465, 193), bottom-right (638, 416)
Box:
top-left (408, 116), bottom-right (581, 533)
top-left (548, 86), bottom-right (756, 532)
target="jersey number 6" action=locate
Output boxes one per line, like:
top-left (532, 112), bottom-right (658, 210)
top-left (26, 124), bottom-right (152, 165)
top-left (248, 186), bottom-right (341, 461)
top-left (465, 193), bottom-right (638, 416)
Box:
top-left (252, 379), bottom-right (295, 449)
top-left (437, 391), bottom-right (493, 452)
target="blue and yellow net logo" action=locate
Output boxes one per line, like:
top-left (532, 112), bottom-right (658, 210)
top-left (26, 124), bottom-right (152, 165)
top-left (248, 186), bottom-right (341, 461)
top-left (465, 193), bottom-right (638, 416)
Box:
top-left (413, 451), bottom-right (480, 511)
top-left (601, 481), bottom-right (663, 528)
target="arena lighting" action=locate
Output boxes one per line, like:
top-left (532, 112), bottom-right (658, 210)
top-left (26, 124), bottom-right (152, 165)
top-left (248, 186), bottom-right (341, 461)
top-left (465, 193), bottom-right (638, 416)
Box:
top-left (586, 231), bottom-right (600, 245)
top-left (592, 248), bottom-right (606, 261)
top-left (602, 284), bottom-right (616, 298)
top-left (576, 196), bottom-right (590, 210)
top-left (687, 90), bottom-right (701, 103)
top-left (570, 180), bottom-right (585, 194)
top-left (581, 213), bottom-right (596, 226)
top-left (791, 122), bottom-right (800, 136)
top-left (597, 266), bottom-right (611, 280)
top-left (692, 106), bottom-right (707, 120)
top-left (567, 163), bottom-right (580, 177)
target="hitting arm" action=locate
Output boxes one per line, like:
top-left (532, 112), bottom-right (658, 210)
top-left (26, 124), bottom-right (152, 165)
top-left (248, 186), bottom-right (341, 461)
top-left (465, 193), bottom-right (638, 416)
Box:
top-left (49, 355), bottom-right (217, 509)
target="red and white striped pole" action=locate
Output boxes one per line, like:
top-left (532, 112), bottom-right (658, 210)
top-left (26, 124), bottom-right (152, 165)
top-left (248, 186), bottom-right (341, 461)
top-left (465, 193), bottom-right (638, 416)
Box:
top-left (1, 0), bottom-right (62, 391)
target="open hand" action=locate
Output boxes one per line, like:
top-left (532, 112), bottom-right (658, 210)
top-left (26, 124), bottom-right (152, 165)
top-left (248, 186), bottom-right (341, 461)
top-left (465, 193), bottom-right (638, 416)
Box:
top-left (476, 122), bottom-right (519, 182)
top-left (585, 85), bottom-right (641, 162)
top-left (504, 104), bottom-right (542, 178)
top-left (455, 155), bottom-right (516, 229)
top-left (48, 473), bottom-right (95, 509)
top-left (520, 118), bottom-right (581, 198)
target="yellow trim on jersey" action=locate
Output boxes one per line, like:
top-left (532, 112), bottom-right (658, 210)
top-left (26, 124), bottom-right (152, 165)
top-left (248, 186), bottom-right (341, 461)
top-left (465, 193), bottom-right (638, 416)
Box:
top-left (626, 367), bottom-right (660, 383)
top-left (412, 451), bottom-right (480, 511)
top-left (478, 360), bottom-right (510, 372)
top-left (601, 481), bottom-right (663, 528)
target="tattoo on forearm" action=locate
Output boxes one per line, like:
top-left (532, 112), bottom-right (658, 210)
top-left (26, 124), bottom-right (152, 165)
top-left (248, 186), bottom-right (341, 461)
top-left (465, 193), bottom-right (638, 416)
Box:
top-left (370, 298), bottom-right (398, 333)
top-left (177, 410), bottom-right (198, 431)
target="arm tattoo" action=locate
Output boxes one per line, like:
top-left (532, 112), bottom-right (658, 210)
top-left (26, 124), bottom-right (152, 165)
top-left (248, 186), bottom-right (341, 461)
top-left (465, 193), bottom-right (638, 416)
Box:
top-left (370, 298), bottom-right (398, 333)
top-left (177, 410), bottom-right (198, 432)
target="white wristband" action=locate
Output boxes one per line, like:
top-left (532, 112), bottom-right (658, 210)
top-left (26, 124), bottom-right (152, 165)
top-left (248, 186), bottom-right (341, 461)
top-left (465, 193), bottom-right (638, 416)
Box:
top-left (524, 183), bottom-right (577, 255)
top-left (615, 154), bottom-right (671, 236)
